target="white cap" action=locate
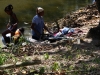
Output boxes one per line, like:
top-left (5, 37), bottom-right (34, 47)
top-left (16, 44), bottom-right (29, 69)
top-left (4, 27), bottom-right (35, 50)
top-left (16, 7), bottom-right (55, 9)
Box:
top-left (37, 7), bottom-right (44, 13)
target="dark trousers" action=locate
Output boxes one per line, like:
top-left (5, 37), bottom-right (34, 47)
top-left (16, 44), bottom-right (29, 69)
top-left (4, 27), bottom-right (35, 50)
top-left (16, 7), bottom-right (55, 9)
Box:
top-left (32, 36), bottom-right (40, 40)
top-left (5, 37), bottom-right (10, 43)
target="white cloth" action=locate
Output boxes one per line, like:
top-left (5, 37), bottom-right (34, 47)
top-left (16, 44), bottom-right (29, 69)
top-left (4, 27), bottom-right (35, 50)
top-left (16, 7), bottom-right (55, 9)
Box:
top-left (54, 27), bottom-right (74, 38)
top-left (54, 32), bottom-right (62, 37)
top-left (2, 33), bottom-right (11, 46)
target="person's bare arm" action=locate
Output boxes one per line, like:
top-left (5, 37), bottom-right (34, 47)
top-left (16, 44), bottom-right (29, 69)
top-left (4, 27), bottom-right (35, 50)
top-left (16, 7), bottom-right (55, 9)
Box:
top-left (7, 22), bottom-right (10, 28)
top-left (44, 25), bottom-right (52, 34)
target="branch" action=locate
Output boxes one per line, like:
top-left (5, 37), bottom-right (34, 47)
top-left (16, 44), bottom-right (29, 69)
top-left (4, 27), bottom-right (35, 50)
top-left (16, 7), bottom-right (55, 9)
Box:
top-left (0, 60), bottom-right (41, 70)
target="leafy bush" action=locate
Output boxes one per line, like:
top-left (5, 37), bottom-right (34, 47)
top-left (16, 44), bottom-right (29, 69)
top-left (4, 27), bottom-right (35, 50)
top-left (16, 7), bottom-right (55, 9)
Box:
top-left (0, 54), bottom-right (7, 65)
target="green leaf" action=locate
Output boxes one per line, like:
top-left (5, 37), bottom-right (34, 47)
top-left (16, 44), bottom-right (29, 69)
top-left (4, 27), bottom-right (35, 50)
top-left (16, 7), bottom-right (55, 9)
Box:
top-left (39, 67), bottom-right (45, 74)
top-left (44, 53), bottom-right (49, 60)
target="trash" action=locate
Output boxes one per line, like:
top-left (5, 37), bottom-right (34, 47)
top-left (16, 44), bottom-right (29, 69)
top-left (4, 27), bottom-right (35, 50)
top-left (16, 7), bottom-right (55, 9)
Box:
top-left (77, 38), bottom-right (80, 44)
top-left (22, 42), bottom-right (27, 46)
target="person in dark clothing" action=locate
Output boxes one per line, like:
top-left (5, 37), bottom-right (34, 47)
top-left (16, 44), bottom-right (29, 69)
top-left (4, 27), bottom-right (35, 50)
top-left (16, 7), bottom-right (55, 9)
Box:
top-left (2, 4), bottom-right (18, 42)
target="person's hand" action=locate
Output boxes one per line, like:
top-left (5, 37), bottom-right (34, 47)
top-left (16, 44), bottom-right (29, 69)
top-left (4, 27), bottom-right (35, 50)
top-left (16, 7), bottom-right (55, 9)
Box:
top-left (12, 23), bottom-right (17, 29)
top-left (50, 31), bottom-right (53, 34)
top-left (7, 23), bottom-right (10, 28)
top-left (13, 23), bottom-right (17, 26)
top-left (49, 31), bottom-right (54, 36)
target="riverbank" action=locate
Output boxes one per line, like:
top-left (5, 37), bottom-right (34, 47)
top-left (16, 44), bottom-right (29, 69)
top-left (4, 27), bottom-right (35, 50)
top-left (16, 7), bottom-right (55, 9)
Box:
top-left (1, 3), bottom-right (100, 75)
top-left (48, 3), bottom-right (99, 31)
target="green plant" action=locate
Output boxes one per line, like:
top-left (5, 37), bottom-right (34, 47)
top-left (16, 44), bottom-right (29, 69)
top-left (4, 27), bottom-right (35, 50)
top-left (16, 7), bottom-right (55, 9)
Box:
top-left (19, 36), bottom-right (27, 43)
top-left (39, 67), bottom-right (45, 74)
top-left (0, 54), bottom-right (7, 65)
top-left (68, 65), bottom-right (74, 71)
top-left (44, 53), bottom-right (49, 60)
top-left (67, 55), bottom-right (73, 60)
top-left (51, 62), bottom-right (60, 71)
